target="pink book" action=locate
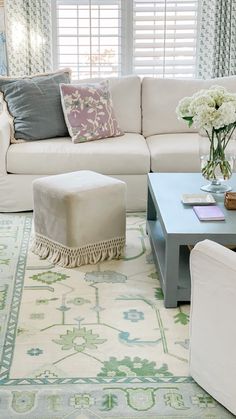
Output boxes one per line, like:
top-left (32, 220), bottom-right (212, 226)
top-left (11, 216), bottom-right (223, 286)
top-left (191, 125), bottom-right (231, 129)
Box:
top-left (193, 205), bottom-right (225, 221)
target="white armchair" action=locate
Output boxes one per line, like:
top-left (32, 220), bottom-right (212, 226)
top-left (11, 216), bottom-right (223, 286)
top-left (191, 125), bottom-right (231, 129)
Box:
top-left (189, 239), bottom-right (236, 416)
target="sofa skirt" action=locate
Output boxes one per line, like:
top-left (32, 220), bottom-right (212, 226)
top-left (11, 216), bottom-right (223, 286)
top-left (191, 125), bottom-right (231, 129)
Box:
top-left (0, 173), bottom-right (147, 212)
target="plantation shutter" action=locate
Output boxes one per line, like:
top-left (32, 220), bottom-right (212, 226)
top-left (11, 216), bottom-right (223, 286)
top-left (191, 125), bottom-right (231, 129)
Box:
top-left (53, 0), bottom-right (199, 78)
top-left (54, 0), bottom-right (122, 79)
top-left (133, 0), bottom-right (198, 77)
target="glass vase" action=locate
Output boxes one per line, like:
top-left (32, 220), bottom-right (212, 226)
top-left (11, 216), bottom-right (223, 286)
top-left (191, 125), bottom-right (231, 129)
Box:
top-left (200, 135), bottom-right (235, 194)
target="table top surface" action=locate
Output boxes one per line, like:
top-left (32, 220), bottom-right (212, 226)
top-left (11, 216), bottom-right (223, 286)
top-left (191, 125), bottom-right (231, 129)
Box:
top-left (148, 173), bottom-right (236, 237)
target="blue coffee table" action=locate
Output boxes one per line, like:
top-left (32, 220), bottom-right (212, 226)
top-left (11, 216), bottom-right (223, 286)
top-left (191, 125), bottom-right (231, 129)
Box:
top-left (147, 173), bottom-right (236, 308)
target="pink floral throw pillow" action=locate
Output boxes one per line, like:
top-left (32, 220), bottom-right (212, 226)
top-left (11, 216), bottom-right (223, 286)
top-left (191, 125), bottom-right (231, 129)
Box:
top-left (60, 81), bottom-right (124, 143)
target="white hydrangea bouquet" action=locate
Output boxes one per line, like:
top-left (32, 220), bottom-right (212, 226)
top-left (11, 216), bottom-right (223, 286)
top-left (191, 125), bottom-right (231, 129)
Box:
top-left (176, 85), bottom-right (236, 190)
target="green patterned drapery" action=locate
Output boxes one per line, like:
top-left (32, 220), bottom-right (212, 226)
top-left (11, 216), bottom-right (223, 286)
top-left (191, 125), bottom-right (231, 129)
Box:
top-left (0, 32), bottom-right (7, 75)
top-left (5, 0), bottom-right (52, 76)
top-left (197, 0), bottom-right (236, 78)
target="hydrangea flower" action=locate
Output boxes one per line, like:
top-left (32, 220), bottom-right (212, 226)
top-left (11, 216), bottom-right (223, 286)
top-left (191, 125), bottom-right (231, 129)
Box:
top-left (176, 85), bottom-right (236, 131)
top-left (176, 85), bottom-right (236, 182)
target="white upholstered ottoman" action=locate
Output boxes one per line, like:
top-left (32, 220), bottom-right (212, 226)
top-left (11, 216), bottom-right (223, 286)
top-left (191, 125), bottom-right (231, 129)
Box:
top-left (32, 171), bottom-right (126, 267)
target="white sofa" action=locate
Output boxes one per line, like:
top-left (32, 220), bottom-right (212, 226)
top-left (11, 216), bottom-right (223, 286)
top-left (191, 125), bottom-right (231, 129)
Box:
top-left (1, 75), bottom-right (236, 212)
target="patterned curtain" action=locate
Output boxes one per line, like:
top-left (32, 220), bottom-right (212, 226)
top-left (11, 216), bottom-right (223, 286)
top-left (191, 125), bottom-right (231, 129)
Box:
top-left (197, 0), bottom-right (236, 78)
top-left (5, 0), bottom-right (52, 76)
top-left (0, 32), bottom-right (7, 75)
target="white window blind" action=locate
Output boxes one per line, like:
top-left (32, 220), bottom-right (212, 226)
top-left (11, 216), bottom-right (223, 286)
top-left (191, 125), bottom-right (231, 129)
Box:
top-left (53, 0), bottom-right (122, 79)
top-left (52, 0), bottom-right (198, 79)
top-left (133, 0), bottom-right (198, 77)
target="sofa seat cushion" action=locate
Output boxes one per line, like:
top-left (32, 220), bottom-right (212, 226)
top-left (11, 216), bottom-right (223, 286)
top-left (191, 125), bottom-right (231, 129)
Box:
top-left (7, 133), bottom-right (150, 175)
top-left (146, 133), bottom-right (201, 172)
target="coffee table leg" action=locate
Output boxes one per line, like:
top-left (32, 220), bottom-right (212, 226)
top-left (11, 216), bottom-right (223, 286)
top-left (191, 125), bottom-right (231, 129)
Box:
top-left (164, 239), bottom-right (180, 308)
top-left (147, 188), bottom-right (157, 221)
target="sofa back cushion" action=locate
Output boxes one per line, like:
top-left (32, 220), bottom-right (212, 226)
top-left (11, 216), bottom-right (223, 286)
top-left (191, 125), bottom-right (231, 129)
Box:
top-left (76, 75), bottom-right (141, 133)
top-left (0, 69), bottom-right (71, 143)
top-left (142, 76), bottom-right (236, 137)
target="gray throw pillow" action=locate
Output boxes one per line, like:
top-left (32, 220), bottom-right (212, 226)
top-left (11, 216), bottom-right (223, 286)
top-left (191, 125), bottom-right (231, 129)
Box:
top-left (0, 69), bottom-right (71, 142)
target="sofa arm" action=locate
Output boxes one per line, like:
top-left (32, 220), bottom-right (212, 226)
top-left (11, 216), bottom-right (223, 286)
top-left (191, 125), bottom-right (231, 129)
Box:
top-left (190, 240), bottom-right (236, 321)
top-left (0, 111), bottom-right (11, 175)
top-left (189, 239), bottom-right (236, 415)
top-left (190, 239), bottom-right (236, 283)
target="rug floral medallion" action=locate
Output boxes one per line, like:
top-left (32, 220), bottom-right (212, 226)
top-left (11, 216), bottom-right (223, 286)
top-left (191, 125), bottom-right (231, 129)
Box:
top-left (0, 213), bottom-right (233, 418)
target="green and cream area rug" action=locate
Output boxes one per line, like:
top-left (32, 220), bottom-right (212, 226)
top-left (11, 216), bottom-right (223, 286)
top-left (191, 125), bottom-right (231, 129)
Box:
top-left (0, 213), bottom-right (234, 418)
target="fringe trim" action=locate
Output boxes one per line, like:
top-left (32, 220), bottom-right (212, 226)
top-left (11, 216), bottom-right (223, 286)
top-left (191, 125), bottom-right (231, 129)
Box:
top-left (31, 233), bottom-right (126, 268)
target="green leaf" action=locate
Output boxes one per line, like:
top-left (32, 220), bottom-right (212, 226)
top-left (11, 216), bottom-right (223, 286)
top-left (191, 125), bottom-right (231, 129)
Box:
top-left (154, 287), bottom-right (164, 300)
top-left (101, 394), bottom-right (118, 411)
top-left (215, 123), bottom-right (236, 134)
top-left (182, 116), bottom-right (193, 127)
top-left (174, 312), bottom-right (189, 325)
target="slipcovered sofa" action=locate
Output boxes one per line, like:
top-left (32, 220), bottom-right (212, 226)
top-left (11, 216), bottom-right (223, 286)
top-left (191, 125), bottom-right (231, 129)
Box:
top-left (1, 74), bottom-right (236, 212)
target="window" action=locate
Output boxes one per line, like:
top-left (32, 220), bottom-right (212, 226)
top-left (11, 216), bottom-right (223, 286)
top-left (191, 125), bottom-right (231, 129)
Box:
top-left (133, 0), bottom-right (198, 78)
top-left (52, 0), bottom-right (198, 79)
top-left (52, 0), bottom-right (123, 79)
